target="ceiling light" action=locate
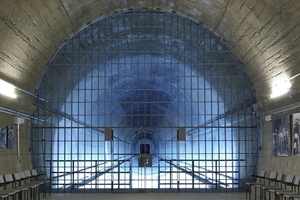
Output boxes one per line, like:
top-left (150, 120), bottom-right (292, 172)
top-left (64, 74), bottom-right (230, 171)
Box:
top-left (0, 79), bottom-right (16, 98)
top-left (270, 80), bottom-right (291, 98)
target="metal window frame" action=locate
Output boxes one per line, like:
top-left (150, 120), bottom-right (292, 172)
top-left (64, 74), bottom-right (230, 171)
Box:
top-left (31, 9), bottom-right (260, 193)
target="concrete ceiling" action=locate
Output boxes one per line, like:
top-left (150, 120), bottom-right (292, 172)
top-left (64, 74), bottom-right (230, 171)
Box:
top-left (0, 0), bottom-right (299, 115)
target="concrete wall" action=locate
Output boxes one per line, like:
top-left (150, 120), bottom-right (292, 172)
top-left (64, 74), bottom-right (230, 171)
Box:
top-left (257, 100), bottom-right (300, 176)
top-left (0, 113), bottom-right (31, 174)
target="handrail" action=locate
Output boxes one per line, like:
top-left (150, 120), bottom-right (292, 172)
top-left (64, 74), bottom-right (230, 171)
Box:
top-left (45, 158), bottom-right (245, 190)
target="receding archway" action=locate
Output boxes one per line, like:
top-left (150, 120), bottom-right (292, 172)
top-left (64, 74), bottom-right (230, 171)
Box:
top-left (31, 10), bottom-right (259, 192)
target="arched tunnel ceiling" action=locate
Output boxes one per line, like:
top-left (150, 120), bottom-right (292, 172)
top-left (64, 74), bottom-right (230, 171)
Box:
top-left (0, 0), bottom-right (300, 114)
top-left (38, 10), bottom-right (254, 131)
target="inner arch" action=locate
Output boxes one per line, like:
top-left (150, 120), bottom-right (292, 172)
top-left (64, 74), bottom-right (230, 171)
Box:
top-left (32, 10), bottom-right (259, 191)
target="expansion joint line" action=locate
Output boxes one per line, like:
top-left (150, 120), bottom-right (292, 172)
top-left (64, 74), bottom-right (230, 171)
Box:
top-left (213, 0), bottom-right (230, 32)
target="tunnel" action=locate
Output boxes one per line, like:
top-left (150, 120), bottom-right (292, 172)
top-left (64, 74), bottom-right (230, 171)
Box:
top-left (31, 10), bottom-right (259, 192)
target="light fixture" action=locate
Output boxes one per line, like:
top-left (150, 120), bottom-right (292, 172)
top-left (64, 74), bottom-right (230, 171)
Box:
top-left (270, 72), bottom-right (300, 99)
top-left (0, 79), bottom-right (47, 102)
top-left (0, 79), bottom-right (16, 98)
top-left (270, 80), bottom-right (291, 98)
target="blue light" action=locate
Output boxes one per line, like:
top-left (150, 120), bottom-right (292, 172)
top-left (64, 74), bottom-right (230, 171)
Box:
top-left (34, 10), bottom-right (258, 191)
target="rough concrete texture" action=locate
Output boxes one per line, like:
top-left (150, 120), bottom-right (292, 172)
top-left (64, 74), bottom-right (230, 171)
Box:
top-left (0, 0), bottom-right (299, 102)
top-left (0, 0), bottom-right (299, 177)
top-left (0, 113), bottom-right (31, 174)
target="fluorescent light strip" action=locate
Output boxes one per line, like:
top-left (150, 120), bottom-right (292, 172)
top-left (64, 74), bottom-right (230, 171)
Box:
top-left (0, 79), bottom-right (16, 98)
top-left (270, 80), bottom-right (291, 99)
top-left (270, 73), bottom-right (300, 98)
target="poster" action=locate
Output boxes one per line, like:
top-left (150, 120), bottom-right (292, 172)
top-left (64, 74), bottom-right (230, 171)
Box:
top-left (292, 113), bottom-right (300, 155)
top-left (0, 128), bottom-right (7, 148)
top-left (273, 115), bottom-right (291, 156)
top-left (7, 126), bottom-right (14, 149)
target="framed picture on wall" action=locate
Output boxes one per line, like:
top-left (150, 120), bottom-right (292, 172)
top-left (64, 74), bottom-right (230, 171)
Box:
top-left (292, 113), bottom-right (300, 155)
top-left (273, 115), bottom-right (291, 157)
top-left (0, 127), bottom-right (7, 148)
top-left (7, 126), bottom-right (14, 149)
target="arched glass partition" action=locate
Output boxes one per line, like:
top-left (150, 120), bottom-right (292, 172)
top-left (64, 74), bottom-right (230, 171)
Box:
top-left (31, 10), bottom-right (259, 192)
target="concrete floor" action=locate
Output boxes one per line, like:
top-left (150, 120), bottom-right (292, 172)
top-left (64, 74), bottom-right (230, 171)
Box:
top-left (43, 192), bottom-right (246, 200)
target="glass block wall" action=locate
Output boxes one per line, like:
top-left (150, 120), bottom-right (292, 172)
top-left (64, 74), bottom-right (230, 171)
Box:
top-left (31, 10), bottom-right (260, 192)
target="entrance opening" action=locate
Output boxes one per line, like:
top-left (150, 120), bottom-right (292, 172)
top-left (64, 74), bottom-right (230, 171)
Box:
top-left (140, 144), bottom-right (150, 154)
top-left (31, 10), bottom-right (259, 192)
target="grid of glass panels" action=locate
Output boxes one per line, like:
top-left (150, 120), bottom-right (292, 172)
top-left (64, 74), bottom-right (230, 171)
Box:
top-left (31, 10), bottom-right (259, 192)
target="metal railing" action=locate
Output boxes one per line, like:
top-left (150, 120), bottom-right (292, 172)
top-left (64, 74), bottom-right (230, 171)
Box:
top-left (44, 158), bottom-right (245, 192)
